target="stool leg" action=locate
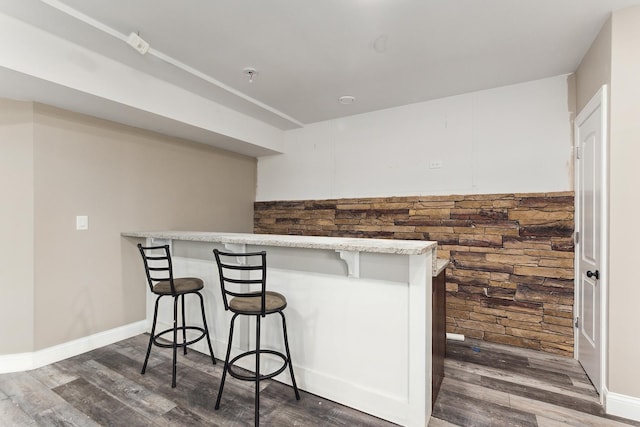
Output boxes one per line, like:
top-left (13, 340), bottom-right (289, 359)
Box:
top-left (279, 312), bottom-right (300, 400)
top-left (171, 296), bottom-right (179, 388)
top-left (215, 313), bottom-right (238, 410)
top-left (142, 296), bottom-right (161, 375)
top-left (197, 292), bottom-right (216, 365)
top-left (255, 315), bottom-right (261, 427)
top-left (181, 294), bottom-right (187, 355)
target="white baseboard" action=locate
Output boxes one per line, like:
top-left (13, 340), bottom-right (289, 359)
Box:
top-left (0, 320), bottom-right (147, 374)
top-left (606, 387), bottom-right (640, 422)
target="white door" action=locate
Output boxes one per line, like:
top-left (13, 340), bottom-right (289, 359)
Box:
top-left (574, 86), bottom-right (608, 395)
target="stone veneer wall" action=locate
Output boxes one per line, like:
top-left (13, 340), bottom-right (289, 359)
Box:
top-left (254, 192), bottom-right (575, 357)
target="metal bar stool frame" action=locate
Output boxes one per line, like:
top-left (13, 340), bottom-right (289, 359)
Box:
top-left (137, 243), bottom-right (216, 388)
top-left (213, 249), bottom-right (300, 426)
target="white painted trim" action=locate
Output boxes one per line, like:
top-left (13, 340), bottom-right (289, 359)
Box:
top-left (337, 250), bottom-right (360, 278)
top-left (573, 85), bottom-right (609, 402)
top-left (606, 390), bottom-right (640, 422)
top-left (407, 252), bottom-right (432, 426)
top-left (0, 321), bottom-right (147, 374)
top-left (599, 85), bottom-right (610, 406)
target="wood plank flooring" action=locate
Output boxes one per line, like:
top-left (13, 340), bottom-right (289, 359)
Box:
top-left (432, 338), bottom-right (640, 427)
top-left (0, 334), bottom-right (638, 426)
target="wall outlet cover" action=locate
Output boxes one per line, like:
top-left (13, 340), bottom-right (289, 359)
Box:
top-left (76, 215), bottom-right (88, 230)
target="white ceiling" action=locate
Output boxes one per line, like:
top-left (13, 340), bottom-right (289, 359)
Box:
top-left (1, 0), bottom-right (639, 137)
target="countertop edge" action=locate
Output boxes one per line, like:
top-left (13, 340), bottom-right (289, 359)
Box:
top-left (122, 231), bottom-right (437, 256)
top-left (434, 259), bottom-right (449, 276)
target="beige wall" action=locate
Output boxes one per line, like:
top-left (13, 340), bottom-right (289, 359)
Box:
top-left (575, 18), bottom-right (612, 113)
top-left (608, 6), bottom-right (640, 399)
top-left (2, 101), bottom-right (257, 353)
top-left (575, 5), bottom-right (640, 403)
top-left (0, 99), bottom-right (35, 354)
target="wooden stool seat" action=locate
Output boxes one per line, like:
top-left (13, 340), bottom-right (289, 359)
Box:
top-left (228, 291), bottom-right (287, 314)
top-left (152, 277), bottom-right (204, 294)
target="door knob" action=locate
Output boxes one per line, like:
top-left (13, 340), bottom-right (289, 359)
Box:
top-left (586, 270), bottom-right (600, 280)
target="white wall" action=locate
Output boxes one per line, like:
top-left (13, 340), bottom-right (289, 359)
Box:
top-left (257, 74), bottom-right (573, 201)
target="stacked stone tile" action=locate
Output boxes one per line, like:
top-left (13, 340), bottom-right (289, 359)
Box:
top-left (254, 191), bottom-right (575, 357)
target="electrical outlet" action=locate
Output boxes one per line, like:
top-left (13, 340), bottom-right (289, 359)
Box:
top-left (429, 160), bottom-right (443, 169)
top-left (76, 215), bottom-right (88, 230)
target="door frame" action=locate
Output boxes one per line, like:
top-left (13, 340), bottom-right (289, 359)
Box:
top-left (573, 84), bottom-right (609, 402)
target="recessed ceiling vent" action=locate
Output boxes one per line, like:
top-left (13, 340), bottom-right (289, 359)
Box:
top-left (339, 95), bottom-right (356, 105)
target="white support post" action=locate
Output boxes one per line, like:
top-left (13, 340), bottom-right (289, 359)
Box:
top-left (407, 251), bottom-right (432, 426)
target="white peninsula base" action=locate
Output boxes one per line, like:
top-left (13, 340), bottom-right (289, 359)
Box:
top-left (122, 231), bottom-right (437, 427)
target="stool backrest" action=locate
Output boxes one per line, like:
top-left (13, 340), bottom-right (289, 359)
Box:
top-left (137, 244), bottom-right (176, 294)
top-left (213, 249), bottom-right (267, 316)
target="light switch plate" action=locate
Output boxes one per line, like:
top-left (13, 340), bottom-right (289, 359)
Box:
top-left (76, 215), bottom-right (88, 230)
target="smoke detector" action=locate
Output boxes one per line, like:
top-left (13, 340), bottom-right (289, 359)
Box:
top-left (243, 67), bottom-right (258, 83)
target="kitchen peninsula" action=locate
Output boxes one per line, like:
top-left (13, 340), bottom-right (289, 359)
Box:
top-left (121, 231), bottom-right (442, 427)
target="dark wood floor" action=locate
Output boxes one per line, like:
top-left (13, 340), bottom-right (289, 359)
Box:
top-left (1, 334), bottom-right (638, 426)
top-left (432, 339), bottom-right (640, 427)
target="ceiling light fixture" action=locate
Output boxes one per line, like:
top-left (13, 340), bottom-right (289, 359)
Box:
top-left (126, 32), bottom-right (150, 55)
top-left (339, 95), bottom-right (356, 105)
top-left (243, 67), bottom-right (258, 83)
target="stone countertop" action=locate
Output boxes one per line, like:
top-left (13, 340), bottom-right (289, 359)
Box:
top-left (121, 230), bottom-right (437, 256)
top-left (435, 259), bottom-right (449, 276)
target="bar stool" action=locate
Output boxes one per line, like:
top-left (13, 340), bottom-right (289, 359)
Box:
top-left (137, 243), bottom-right (216, 388)
top-left (213, 249), bottom-right (300, 426)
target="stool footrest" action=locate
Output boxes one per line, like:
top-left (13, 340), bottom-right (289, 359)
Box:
top-left (227, 349), bottom-right (288, 381)
top-left (152, 326), bottom-right (207, 348)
